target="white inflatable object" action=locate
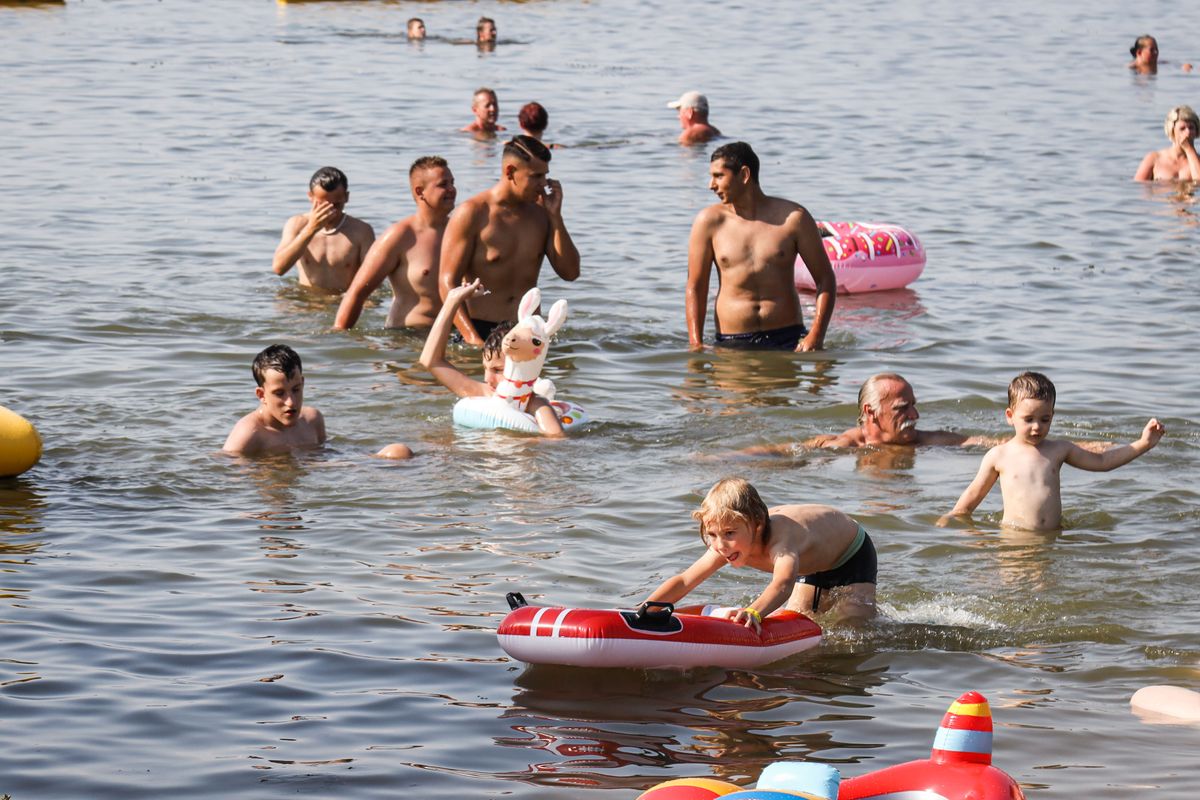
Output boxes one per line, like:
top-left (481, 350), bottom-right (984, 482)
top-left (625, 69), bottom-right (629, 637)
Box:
top-left (453, 396), bottom-right (588, 433)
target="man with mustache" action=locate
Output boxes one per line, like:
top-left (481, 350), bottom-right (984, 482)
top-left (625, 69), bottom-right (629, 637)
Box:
top-left (807, 373), bottom-right (976, 448)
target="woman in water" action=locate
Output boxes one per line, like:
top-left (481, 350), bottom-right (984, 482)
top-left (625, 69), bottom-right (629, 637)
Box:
top-left (1134, 105), bottom-right (1200, 181)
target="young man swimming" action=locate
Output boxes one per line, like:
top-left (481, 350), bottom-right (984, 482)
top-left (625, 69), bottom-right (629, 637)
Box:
top-left (645, 478), bottom-right (877, 625)
top-left (272, 167), bottom-right (375, 293)
top-left (223, 344), bottom-right (327, 456)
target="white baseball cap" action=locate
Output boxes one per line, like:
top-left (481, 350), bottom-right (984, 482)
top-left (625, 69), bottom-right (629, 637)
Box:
top-left (667, 91), bottom-right (708, 112)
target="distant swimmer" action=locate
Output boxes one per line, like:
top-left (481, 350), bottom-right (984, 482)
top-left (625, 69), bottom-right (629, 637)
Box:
top-left (738, 373), bottom-right (998, 456)
top-left (939, 371), bottom-right (1164, 532)
top-left (668, 91), bottom-right (721, 146)
top-left (407, 17), bottom-right (425, 40)
top-left (1128, 34), bottom-right (1192, 75)
top-left (686, 142), bottom-right (835, 352)
top-left (419, 279), bottom-right (565, 437)
top-left (223, 344), bottom-right (327, 457)
top-left (519, 101), bottom-right (563, 149)
top-left (334, 156), bottom-right (457, 331)
top-left (1134, 105), bottom-right (1200, 181)
top-left (272, 167), bottom-right (376, 293)
top-left (644, 477), bottom-right (877, 623)
top-left (462, 87), bottom-right (505, 136)
top-left (476, 16), bottom-right (497, 49)
top-left (439, 135), bottom-right (580, 346)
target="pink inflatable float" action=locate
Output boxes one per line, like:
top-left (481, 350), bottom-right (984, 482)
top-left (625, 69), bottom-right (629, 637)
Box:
top-left (796, 221), bottom-right (925, 294)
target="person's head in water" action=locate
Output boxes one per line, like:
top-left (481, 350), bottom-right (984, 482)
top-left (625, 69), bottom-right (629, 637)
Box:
top-left (476, 16), bottom-right (497, 44)
top-left (669, 91), bottom-right (711, 125)
top-left (1163, 105), bottom-right (1200, 144)
top-left (858, 373), bottom-right (920, 444)
top-left (407, 18), bottom-right (425, 39)
top-left (471, 88), bottom-right (500, 130)
top-left (307, 166), bottom-right (349, 227)
top-left (481, 321), bottom-right (514, 390)
top-left (708, 142), bottom-right (759, 203)
top-left (1130, 34), bottom-right (1159, 72)
top-left (519, 102), bottom-right (549, 140)
top-left (408, 156), bottom-right (456, 215)
top-left (502, 135), bottom-right (552, 202)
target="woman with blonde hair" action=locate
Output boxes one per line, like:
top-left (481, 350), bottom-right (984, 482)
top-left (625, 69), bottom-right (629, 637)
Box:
top-left (1134, 105), bottom-right (1200, 181)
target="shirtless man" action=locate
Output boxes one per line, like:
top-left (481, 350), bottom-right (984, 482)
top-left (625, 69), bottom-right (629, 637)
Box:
top-left (668, 91), bottom-right (721, 146)
top-left (272, 167), bottom-right (375, 293)
top-left (462, 88), bottom-right (505, 136)
top-left (687, 142), bottom-right (835, 351)
top-left (334, 157), bottom-right (456, 331)
top-left (736, 373), bottom-right (991, 456)
top-left (439, 135), bottom-right (580, 345)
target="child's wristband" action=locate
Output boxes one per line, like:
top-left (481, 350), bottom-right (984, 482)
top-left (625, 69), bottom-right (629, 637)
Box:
top-left (743, 607), bottom-right (762, 623)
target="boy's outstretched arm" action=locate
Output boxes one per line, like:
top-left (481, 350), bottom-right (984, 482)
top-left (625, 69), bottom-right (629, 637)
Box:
top-left (529, 396), bottom-right (567, 438)
top-left (419, 279), bottom-right (488, 399)
top-left (938, 448), bottom-right (1001, 526)
top-left (729, 552), bottom-right (800, 632)
top-left (1065, 418), bottom-right (1165, 471)
top-left (645, 548), bottom-right (725, 606)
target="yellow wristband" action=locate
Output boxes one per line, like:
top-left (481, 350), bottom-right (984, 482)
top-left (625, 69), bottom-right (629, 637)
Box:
top-left (743, 607), bottom-right (762, 623)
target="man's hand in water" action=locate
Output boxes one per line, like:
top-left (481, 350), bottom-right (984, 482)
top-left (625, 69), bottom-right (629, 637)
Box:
top-left (539, 179), bottom-right (564, 217)
top-left (305, 200), bottom-right (339, 234)
top-left (795, 330), bottom-right (824, 352)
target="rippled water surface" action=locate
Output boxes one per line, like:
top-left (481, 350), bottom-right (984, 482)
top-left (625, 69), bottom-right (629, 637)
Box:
top-left (2, 1), bottom-right (1198, 798)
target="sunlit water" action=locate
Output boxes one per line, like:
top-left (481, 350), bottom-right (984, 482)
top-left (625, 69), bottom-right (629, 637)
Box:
top-left (1, 1), bottom-right (1198, 798)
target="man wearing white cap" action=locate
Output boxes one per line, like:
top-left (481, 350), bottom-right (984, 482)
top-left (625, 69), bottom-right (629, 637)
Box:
top-left (668, 91), bottom-right (721, 145)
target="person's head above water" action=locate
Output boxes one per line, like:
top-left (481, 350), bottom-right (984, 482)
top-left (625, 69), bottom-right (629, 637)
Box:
top-left (407, 17), bottom-right (425, 39)
top-left (481, 320), bottom-right (514, 390)
top-left (519, 102), bottom-right (549, 138)
top-left (856, 373), bottom-right (921, 444)
top-left (692, 477), bottom-right (770, 546)
top-left (1163, 105), bottom-right (1200, 143)
top-left (668, 90), bottom-right (709, 116)
top-left (1130, 34), bottom-right (1159, 72)
top-left (408, 155), bottom-right (456, 214)
top-left (1007, 371), bottom-right (1056, 411)
top-left (470, 87), bottom-right (499, 127)
top-left (307, 166), bottom-right (349, 225)
top-left (476, 16), bottom-right (497, 43)
top-left (252, 343), bottom-right (302, 387)
top-left (501, 135), bottom-right (553, 200)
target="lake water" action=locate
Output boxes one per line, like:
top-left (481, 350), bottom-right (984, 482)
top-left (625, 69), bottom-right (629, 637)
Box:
top-left (2, 1), bottom-right (1198, 798)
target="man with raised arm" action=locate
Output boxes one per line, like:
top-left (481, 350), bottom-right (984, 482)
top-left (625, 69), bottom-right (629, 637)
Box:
top-left (272, 167), bottom-right (375, 293)
top-left (438, 135), bottom-right (580, 346)
top-left (334, 157), bottom-right (456, 331)
top-left (686, 142), bottom-right (835, 352)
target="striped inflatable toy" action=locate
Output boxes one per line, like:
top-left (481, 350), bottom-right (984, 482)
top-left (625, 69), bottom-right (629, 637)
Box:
top-left (796, 221), bottom-right (925, 294)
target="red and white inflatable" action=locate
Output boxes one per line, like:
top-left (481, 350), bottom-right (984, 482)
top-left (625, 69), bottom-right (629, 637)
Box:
top-left (797, 221), bottom-right (925, 294)
top-left (497, 594), bottom-right (821, 669)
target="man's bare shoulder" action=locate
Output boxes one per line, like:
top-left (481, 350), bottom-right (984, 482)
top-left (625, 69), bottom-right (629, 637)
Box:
top-left (805, 428), bottom-right (863, 448)
top-left (693, 203), bottom-right (728, 227)
top-left (343, 215), bottom-right (375, 240)
top-left (223, 411), bottom-right (267, 454)
top-left (283, 212), bottom-right (309, 232)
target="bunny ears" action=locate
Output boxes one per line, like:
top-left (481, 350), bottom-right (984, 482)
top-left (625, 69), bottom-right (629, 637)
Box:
top-left (516, 287), bottom-right (568, 339)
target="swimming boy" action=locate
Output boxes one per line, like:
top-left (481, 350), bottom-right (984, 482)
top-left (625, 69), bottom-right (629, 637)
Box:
top-left (407, 18), bottom-right (425, 40)
top-left (439, 135), bottom-right (580, 345)
top-left (223, 344), bottom-right (327, 456)
top-left (418, 279), bottom-right (564, 437)
top-left (686, 142), bottom-right (835, 352)
top-left (645, 478), bottom-right (877, 625)
top-left (334, 157), bottom-right (456, 331)
top-left (940, 371), bottom-right (1165, 531)
top-left (273, 167), bottom-right (376, 293)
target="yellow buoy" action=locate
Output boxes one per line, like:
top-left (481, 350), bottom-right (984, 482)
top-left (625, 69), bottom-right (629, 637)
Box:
top-left (0, 405), bottom-right (42, 477)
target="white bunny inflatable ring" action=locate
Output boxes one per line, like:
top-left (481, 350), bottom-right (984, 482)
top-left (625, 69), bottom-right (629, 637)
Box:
top-left (452, 287), bottom-right (590, 434)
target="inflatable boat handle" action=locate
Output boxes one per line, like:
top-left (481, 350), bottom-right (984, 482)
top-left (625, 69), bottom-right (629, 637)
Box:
top-left (506, 592), bottom-right (528, 611)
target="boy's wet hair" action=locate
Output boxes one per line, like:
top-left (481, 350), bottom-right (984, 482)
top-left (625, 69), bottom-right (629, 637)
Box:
top-left (519, 102), bottom-right (549, 134)
top-left (711, 142), bottom-right (760, 184)
top-left (482, 321), bottom-right (514, 362)
top-left (409, 155), bottom-right (448, 177)
top-left (504, 134), bottom-right (552, 164)
top-left (1007, 371), bottom-right (1056, 409)
top-left (252, 344), bottom-right (303, 387)
top-left (309, 166), bottom-right (348, 193)
top-left (693, 477), bottom-right (770, 545)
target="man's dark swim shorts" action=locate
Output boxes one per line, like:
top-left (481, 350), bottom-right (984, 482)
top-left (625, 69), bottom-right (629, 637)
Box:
top-left (714, 323), bottom-right (808, 351)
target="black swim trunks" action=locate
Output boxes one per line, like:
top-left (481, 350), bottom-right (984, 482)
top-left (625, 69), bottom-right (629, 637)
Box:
top-left (713, 323), bottom-right (808, 351)
top-left (798, 526), bottom-right (877, 612)
top-left (451, 317), bottom-right (504, 345)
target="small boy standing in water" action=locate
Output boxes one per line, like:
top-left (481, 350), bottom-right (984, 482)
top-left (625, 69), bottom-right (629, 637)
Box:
top-left (645, 478), bottom-right (877, 625)
top-left (223, 344), bottom-right (327, 456)
top-left (941, 371), bottom-right (1164, 531)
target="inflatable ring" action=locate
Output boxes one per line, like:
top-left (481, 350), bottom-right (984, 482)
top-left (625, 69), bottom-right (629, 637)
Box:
top-left (0, 405), bottom-right (42, 478)
top-left (453, 396), bottom-right (589, 434)
top-left (497, 594), bottom-right (821, 669)
top-left (796, 220), bottom-right (925, 294)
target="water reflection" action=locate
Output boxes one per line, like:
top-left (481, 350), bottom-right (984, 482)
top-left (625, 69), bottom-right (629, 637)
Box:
top-left (677, 352), bottom-right (837, 414)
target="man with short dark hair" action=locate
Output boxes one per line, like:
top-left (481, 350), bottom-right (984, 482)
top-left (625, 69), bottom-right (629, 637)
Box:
top-left (462, 87), bottom-right (505, 136)
top-left (439, 135), bottom-right (580, 345)
top-left (272, 167), bottom-right (375, 293)
top-left (686, 142), bottom-right (835, 352)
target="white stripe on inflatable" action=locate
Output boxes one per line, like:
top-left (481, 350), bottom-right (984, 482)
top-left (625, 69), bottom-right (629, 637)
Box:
top-left (530, 606), bottom-right (552, 636)
top-left (550, 608), bottom-right (570, 638)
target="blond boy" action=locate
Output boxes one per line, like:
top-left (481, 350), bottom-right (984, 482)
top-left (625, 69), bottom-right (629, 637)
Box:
top-left (645, 478), bottom-right (876, 626)
top-left (223, 344), bottom-right (326, 456)
top-left (941, 371), bottom-right (1164, 531)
